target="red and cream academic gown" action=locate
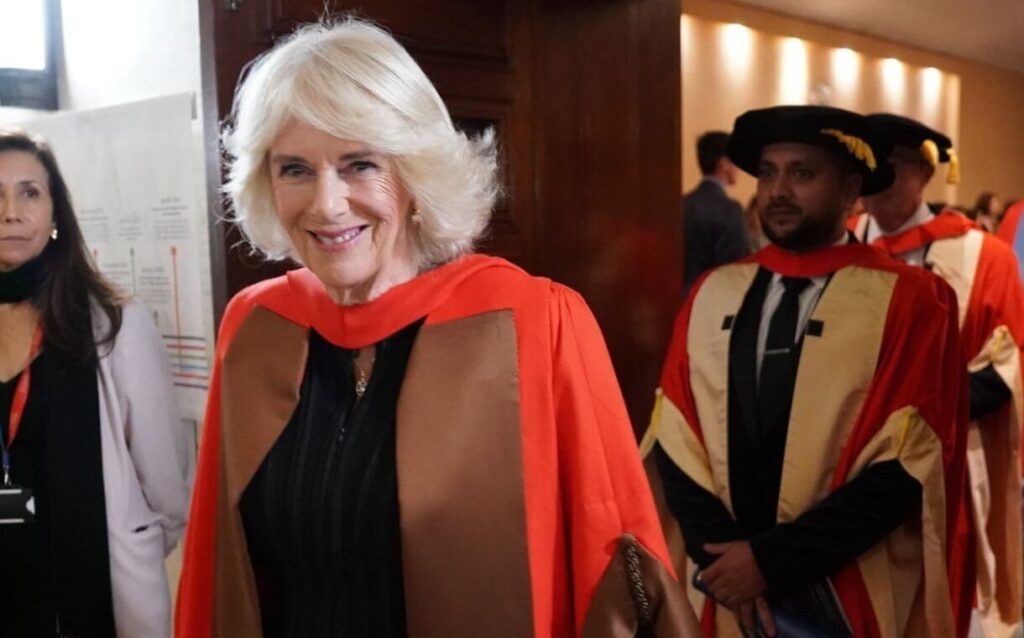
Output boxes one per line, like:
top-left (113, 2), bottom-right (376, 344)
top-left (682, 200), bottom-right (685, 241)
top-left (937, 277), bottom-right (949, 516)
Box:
top-left (641, 243), bottom-right (969, 637)
top-left (174, 254), bottom-right (699, 638)
top-left (853, 210), bottom-right (1024, 638)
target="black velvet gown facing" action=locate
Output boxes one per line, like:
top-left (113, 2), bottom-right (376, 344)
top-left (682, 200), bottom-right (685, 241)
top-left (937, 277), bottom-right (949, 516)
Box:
top-left (240, 320), bottom-right (422, 638)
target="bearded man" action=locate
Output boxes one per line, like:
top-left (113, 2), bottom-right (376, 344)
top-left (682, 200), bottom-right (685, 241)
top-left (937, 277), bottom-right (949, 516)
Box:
top-left (642, 106), bottom-right (971, 637)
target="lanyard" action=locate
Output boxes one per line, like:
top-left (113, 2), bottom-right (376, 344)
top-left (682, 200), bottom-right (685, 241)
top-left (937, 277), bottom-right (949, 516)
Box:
top-left (2, 324), bottom-right (43, 487)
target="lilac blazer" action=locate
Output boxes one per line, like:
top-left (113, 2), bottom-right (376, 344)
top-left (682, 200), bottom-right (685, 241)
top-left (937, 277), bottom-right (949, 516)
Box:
top-left (94, 300), bottom-right (193, 637)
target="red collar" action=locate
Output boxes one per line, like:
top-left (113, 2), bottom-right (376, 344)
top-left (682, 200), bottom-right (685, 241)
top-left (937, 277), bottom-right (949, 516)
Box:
top-left (750, 242), bottom-right (892, 277)
top-left (260, 254), bottom-right (518, 348)
top-left (870, 210), bottom-right (975, 255)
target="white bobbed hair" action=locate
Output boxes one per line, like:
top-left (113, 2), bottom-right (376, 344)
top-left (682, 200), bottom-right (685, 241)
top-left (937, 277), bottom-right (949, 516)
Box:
top-left (223, 17), bottom-right (499, 267)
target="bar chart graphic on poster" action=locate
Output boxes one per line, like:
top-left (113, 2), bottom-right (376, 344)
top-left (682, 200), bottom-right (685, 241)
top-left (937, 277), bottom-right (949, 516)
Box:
top-left (19, 94), bottom-right (215, 423)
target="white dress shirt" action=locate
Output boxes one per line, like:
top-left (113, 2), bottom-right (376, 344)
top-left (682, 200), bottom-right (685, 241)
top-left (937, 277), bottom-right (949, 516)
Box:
top-left (756, 235), bottom-right (848, 381)
top-left (864, 202), bottom-right (934, 266)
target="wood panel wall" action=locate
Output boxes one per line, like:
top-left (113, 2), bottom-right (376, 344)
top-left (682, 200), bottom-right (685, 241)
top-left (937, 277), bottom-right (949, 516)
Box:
top-left (202, 0), bottom-right (681, 428)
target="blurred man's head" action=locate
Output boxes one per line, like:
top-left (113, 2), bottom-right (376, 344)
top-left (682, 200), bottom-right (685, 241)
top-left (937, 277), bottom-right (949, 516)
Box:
top-left (697, 131), bottom-right (737, 185)
top-left (861, 114), bottom-right (958, 232)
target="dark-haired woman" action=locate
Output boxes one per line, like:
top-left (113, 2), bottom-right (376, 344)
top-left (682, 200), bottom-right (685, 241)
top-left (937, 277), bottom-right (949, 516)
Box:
top-left (0, 129), bottom-right (192, 636)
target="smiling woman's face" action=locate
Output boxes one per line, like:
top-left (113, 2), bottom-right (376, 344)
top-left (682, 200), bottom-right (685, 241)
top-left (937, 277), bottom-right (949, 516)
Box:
top-left (0, 150), bottom-right (53, 273)
top-left (268, 119), bottom-right (419, 305)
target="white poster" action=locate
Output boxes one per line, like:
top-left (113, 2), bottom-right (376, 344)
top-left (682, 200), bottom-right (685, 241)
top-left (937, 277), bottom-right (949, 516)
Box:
top-left (18, 94), bottom-right (215, 424)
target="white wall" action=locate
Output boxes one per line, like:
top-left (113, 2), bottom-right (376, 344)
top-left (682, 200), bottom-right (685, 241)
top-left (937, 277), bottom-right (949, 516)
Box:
top-left (59, 0), bottom-right (203, 112)
top-left (0, 0), bottom-right (203, 121)
top-left (0, 106), bottom-right (45, 125)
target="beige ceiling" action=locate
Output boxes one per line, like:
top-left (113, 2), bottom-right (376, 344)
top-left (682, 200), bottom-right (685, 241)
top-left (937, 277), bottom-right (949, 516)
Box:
top-left (731, 0), bottom-right (1024, 74)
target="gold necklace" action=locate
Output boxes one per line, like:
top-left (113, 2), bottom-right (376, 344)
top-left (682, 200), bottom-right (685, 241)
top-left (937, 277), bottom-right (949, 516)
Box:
top-left (353, 352), bottom-right (374, 398)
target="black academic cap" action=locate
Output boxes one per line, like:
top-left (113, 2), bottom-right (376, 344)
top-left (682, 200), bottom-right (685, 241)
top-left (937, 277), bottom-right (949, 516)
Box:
top-left (726, 105), bottom-right (896, 195)
top-left (866, 113), bottom-right (960, 184)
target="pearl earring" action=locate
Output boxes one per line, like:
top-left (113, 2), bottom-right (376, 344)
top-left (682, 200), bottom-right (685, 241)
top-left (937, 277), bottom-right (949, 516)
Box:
top-left (50, 226), bottom-right (58, 240)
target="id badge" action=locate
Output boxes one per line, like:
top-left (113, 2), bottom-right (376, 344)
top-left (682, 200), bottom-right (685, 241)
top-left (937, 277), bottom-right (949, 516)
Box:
top-left (0, 486), bottom-right (35, 524)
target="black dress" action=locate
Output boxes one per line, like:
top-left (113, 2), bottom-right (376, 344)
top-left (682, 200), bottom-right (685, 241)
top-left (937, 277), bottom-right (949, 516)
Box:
top-left (240, 320), bottom-right (422, 637)
top-left (0, 368), bottom-right (56, 635)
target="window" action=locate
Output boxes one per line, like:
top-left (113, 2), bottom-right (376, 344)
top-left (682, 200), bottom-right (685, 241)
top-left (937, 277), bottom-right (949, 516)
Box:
top-left (0, 0), bottom-right (60, 110)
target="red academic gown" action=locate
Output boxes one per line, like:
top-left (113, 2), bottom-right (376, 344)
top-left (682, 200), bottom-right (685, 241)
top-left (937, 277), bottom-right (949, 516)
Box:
top-left (641, 243), bottom-right (969, 637)
top-left (175, 254), bottom-right (699, 638)
top-left (852, 211), bottom-right (1024, 637)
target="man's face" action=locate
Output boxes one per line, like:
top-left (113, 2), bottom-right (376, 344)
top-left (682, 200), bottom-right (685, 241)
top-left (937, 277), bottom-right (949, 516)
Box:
top-left (861, 145), bottom-right (933, 231)
top-left (755, 143), bottom-right (861, 252)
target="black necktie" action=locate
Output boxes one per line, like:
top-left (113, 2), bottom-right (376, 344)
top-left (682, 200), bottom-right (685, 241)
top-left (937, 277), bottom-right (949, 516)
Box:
top-left (757, 277), bottom-right (811, 438)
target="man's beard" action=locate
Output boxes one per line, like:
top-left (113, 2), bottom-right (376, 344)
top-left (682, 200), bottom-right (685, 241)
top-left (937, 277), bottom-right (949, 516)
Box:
top-left (761, 204), bottom-right (844, 252)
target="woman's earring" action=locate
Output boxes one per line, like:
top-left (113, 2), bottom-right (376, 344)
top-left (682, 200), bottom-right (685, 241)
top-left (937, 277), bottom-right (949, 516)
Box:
top-left (50, 225), bottom-right (58, 240)
top-left (411, 207), bottom-right (423, 224)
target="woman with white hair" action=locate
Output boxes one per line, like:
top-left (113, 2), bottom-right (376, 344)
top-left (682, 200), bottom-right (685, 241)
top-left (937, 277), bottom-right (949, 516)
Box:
top-left (175, 18), bottom-right (697, 638)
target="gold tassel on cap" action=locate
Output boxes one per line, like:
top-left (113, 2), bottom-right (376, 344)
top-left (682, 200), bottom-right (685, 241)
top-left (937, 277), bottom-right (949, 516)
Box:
top-left (820, 129), bottom-right (877, 171)
top-left (946, 148), bottom-right (960, 184)
top-left (920, 139), bottom-right (940, 167)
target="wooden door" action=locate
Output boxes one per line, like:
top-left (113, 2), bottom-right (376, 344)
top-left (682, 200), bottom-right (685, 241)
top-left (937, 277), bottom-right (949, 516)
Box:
top-left (201, 0), bottom-right (681, 429)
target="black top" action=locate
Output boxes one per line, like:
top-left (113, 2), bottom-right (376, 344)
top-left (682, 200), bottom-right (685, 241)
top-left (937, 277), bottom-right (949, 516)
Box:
top-left (0, 366), bottom-right (56, 635)
top-left (970, 363), bottom-right (1012, 421)
top-left (240, 320), bottom-right (422, 638)
top-left (682, 179), bottom-right (750, 297)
